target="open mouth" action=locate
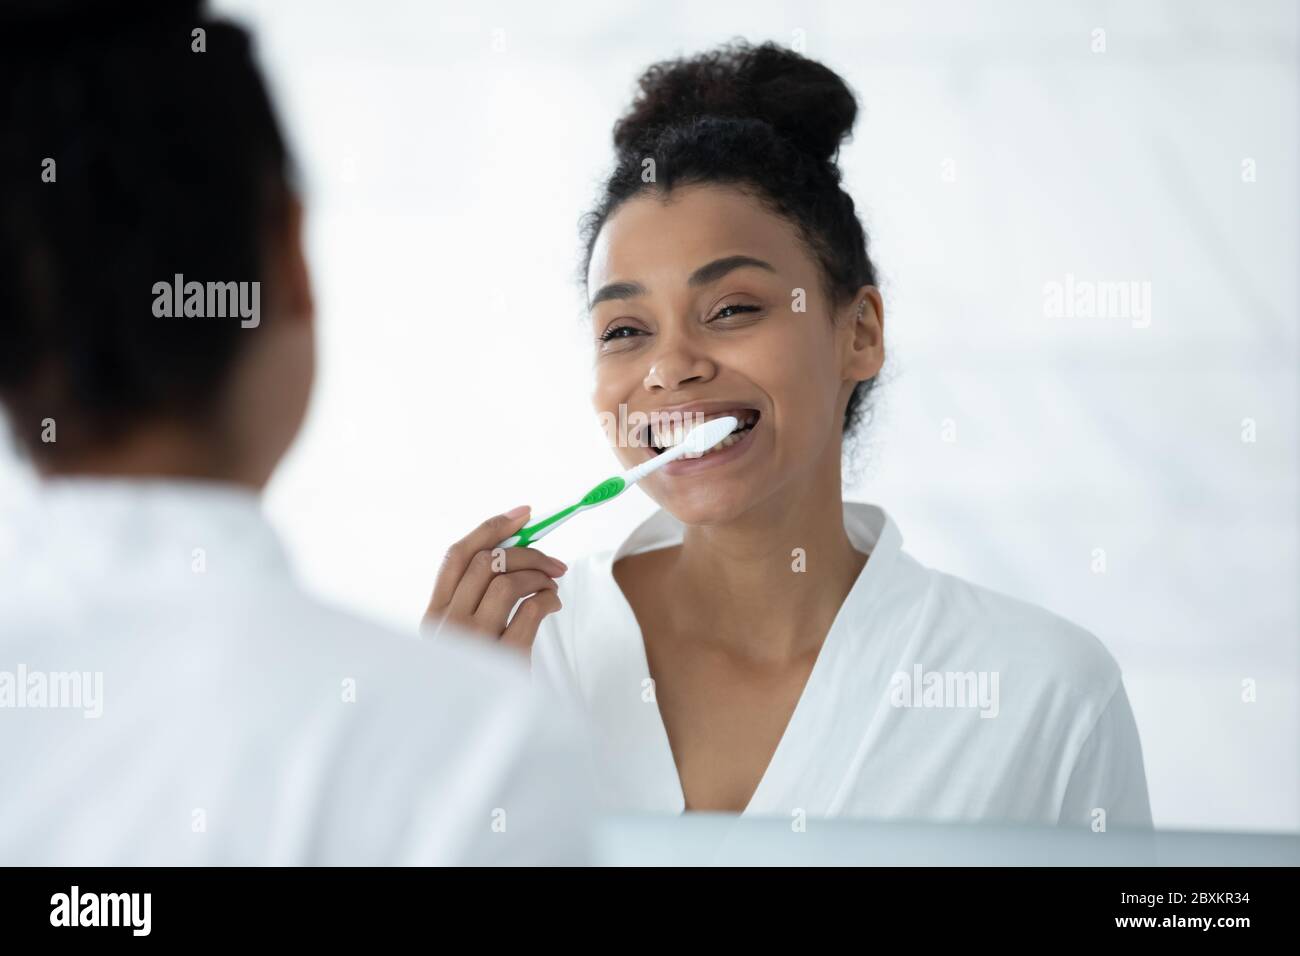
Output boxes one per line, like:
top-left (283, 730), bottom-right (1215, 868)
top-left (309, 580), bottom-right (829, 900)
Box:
top-left (646, 409), bottom-right (760, 458)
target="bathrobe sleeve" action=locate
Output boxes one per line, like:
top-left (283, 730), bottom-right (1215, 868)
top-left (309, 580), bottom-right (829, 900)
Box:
top-left (1057, 680), bottom-right (1153, 829)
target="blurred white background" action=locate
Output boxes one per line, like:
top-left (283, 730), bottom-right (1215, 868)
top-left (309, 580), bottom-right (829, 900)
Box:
top-left (3, 0), bottom-right (1295, 832)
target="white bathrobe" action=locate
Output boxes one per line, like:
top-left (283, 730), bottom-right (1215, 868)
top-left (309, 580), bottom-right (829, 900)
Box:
top-left (0, 478), bottom-right (591, 865)
top-left (533, 501), bottom-right (1152, 828)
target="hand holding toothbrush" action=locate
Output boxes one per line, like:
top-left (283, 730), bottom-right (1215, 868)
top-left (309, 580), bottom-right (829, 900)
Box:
top-left (495, 415), bottom-right (738, 549)
top-left (422, 415), bottom-right (738, 651)
top-left (422, 506), bottom-right (568, 651)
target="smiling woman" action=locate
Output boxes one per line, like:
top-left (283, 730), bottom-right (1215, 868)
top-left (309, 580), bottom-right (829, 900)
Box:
top-left (426, 40), bottom-right (1152, 827)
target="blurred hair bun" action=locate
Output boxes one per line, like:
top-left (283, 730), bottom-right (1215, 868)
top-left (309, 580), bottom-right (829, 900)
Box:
top-left (612, 40), bottom-right (858, 165)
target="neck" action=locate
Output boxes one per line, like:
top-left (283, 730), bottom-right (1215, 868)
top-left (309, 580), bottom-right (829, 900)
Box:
top-left (667, 458), bottom-right (866, 662)
top-left (38, 421), bottom-right (263, 490)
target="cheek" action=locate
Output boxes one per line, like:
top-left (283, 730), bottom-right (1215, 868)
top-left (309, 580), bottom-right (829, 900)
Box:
top-left (591, 362), bottom-right (642, 461)
top-left (748, 316), bottom-right (841, 425)
top-left (591, 362), bottom-right (632, 419)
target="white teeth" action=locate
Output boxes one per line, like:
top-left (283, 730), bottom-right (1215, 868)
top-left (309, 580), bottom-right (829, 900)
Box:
top-left (649, 420), bottom-right (688, 449)
top-left (651, 411), bottom-right (758, 454)
top-left (697, 430), bottom-right (744, 456)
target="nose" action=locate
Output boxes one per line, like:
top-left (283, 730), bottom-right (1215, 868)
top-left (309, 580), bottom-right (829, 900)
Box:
top-left (642, 338), bottom-right (717, 392)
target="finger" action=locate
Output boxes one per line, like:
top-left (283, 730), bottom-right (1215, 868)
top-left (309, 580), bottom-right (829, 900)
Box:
top-left (445, 548), bottom-right (500, 622)
top-left (473, 570), bottom-right (559, 635)
top-left (426, 506), bottom-right (530, 615)
top-left (500, 589), bottom-right (563, 650)
top-left (444, 546), bottom-right (566, 623)
top-left (498, 547), bottom-right (568, 577)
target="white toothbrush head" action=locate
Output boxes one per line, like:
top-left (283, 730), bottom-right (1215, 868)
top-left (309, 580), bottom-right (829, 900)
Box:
top-left (622, 415), bottom-right (739, 485)
top-left (677, 415), bottom-right (739, 457)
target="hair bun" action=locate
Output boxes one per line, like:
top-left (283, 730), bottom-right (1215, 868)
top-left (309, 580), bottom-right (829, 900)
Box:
top-left (612, 41), bottom-right (858, 165)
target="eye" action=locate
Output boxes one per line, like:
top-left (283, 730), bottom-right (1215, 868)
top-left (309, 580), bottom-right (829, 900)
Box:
top-left (598, 324), bottom-right (647, 343)
top-left (708, 303), bottom-right (762, 323)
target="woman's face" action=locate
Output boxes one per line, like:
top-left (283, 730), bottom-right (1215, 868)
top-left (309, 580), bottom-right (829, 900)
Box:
top-left (587, 183), bottom-right (883, 526)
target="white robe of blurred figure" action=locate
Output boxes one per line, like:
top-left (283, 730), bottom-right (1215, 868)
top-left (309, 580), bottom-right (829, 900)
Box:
top-left (0, 478), bottom-right (593, 865)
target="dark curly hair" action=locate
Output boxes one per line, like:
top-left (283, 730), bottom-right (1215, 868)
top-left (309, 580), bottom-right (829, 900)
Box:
top-left (580, 41), bottom-right (880, 436)
top-left (0, 0), bottom-right (293, 462)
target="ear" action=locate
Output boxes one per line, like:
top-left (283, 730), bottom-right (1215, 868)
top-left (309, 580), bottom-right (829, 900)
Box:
top-left (841, 285), bottom-right (884, 383)
top-left (273, 194), bottom-right (314, 325)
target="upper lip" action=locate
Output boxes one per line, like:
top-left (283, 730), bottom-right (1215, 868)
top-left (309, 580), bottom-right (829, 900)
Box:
top-left (639, 399), bottom-right (760, 419)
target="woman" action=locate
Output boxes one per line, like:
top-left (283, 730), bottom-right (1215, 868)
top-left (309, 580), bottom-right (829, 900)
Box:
top-left (426, 42), bottom-right (1151, 827)
top-left (0, 0), bottom-right (588, 864)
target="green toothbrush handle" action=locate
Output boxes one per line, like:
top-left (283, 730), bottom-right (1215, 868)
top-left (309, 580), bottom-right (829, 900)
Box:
top-left (497, 476), bottom-right (627, 549)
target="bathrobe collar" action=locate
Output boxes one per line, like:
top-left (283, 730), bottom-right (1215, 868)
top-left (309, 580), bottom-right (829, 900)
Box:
top-left (590, 501), bottom-right (905, 816)
top-left (0, 477), bottom-right (291, 600)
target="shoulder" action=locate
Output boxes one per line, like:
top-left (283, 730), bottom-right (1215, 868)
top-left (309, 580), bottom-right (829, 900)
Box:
top-left (245, 598), bottom-right (590, 864)
top-left (229, 586), bottom-right (537, 737)
top-left (897, 552), bottom-right (1122, 704)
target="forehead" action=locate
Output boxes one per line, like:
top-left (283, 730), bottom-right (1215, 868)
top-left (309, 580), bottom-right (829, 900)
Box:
top-left (587, 184), bottom-right (809, 289)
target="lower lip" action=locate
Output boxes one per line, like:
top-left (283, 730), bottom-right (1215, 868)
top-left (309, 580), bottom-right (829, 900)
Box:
top-left (655, 420), bottom-right (760, 477)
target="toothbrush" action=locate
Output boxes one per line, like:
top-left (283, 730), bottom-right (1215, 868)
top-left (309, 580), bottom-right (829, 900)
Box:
top-left (496, 415), bottom-right (739, 549)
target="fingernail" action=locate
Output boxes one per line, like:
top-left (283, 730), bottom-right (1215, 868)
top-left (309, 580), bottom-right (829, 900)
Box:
top-left (504, 505), bottom-right (530, 519)
top-left (550, 559), bottom-right (568, 575)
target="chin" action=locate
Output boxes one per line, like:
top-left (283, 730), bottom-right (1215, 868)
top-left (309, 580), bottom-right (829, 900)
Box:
top-left (644, 473), bottom-right (768, 527)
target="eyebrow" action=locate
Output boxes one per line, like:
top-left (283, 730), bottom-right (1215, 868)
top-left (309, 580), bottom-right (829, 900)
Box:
top-left (588, 255), bottom-right (776, 310)
top-left (688, 255), bottom-right (776, 287)
top-left (588, 280), bottom-right (646, 309)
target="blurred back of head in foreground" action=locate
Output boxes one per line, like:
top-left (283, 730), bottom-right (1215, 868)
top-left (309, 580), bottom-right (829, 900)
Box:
top-left (0, 0), bottom-right (313, 487)
top-left (0, 0), bottom-right (592, 866)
